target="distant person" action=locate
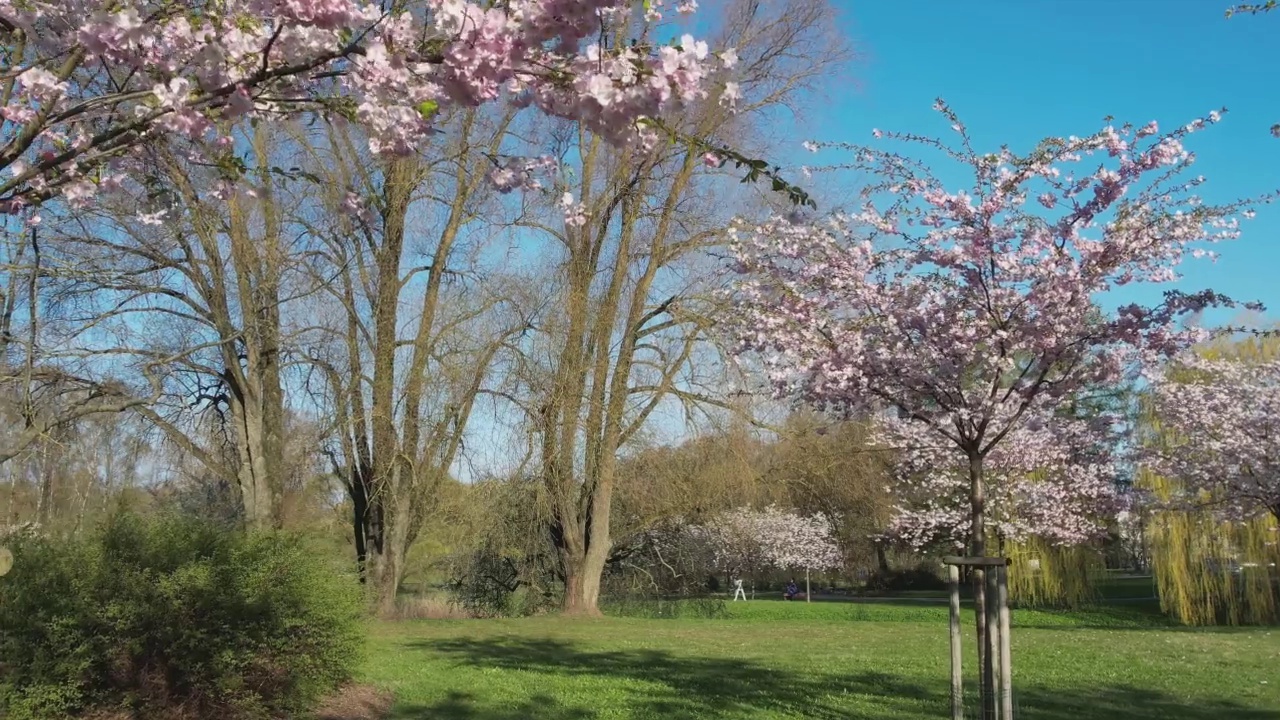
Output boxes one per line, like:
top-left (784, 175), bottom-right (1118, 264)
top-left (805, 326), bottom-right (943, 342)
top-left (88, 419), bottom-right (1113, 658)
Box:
top-left (784, 579), bottom-right (799, 601)
top-left (732, 578), bottom-right (746, 602)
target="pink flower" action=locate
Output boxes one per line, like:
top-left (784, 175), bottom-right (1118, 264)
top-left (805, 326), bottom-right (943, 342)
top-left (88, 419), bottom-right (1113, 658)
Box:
top-left (0, 0), bottom-right (721, 211)
top-left (224, 86), bottom-right (254, 119)
top-left (702, 152), bottom-right (724, 168)
top-left (17, 68), bottom-right (66, 98)
top-left (728, 105), bottom-right (1253, 552)
top-left (62, 180), bottom-right (95, 209)
top-left (561, 192), bottom-right (588, 227)
top-left (719, 82), bottom-right (742, 111)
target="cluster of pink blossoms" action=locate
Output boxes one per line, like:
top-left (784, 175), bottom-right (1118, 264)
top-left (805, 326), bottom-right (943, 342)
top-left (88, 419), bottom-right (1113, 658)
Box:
top-left (880, 405), bottom-right (1121, 550)
top-left (699, 505), bottom-right (842, 574)
top-left (1145, 354), bottom-right (1280, 522)
top-left (0, 0), bottom-right (735, 220)
top-left (729, 101), bottom-right (1262, 550)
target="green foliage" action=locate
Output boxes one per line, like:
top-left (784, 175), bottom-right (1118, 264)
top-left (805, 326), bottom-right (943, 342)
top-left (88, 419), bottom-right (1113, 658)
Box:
top-left (0, 514), bottom-right (365, 719)
top-left (1006, 537), bottom-right (1104, 609)
top-left (449, 545), bottom-right (557, 618)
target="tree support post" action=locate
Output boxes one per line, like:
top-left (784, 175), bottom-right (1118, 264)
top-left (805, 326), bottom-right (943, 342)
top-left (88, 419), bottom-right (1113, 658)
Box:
top-left (986, 567), bottom-right (1000, 719)
top-left (944, 556), bottom-right (1013, 720)
top-left (948, 563), bottom-right (963, 720)
top-left (999, 564), bottom-right (1013, 720)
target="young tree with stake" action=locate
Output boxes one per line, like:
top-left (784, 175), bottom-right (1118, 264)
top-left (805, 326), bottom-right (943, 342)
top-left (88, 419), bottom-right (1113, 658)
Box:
top-left (729, 101), bottom-right (1261, 714)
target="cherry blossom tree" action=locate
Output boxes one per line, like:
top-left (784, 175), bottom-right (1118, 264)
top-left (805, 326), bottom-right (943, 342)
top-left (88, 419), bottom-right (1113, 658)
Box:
top-left (729, 101), bottom-right (1260, 712)
top-left (761, 506), bottom-right (842, 601)
top-left (884, 406), bottom-right (1121, 552)
top-left (0, 0), bottom-right (744, 219)
top-left (1145, 355), bottom-right (1280, 522)
top-left (704, 505), bottom-right (840, 599)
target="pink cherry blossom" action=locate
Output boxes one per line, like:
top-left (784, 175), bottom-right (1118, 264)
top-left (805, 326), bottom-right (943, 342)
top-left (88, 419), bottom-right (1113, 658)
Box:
top-left (560, 191), bottom-right (588, 227)
top-left (729, 101), bottom-right (1259, 556)
top-left (882, 406), bottom-right (1121, 551)
top-left (1144, 354), bottom-right (1280, 522)
top-left (701, 506), bottom-right (841, 574)
top-left (0, 0), bottom-right (730, 215)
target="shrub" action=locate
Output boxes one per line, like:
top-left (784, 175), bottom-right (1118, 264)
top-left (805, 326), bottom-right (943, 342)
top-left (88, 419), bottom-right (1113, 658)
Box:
top-left (862, 564), bottom-right (948, 594)
top-left (447, 545), bottom-right (558, 618)
top-left (0, 513), bottom-right (364, 720)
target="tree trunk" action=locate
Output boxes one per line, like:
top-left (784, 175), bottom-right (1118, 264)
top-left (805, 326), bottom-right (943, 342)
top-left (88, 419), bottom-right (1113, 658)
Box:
top-left (231, 391), bottom-right (279, 531)
top-left (369, 521), bottom-right (407, 616)
top-left (875, 541), bottom-right (891, 573)
top-left (35, 443), bottom-right (53, 526)
top-left (349, 461), bottom-right (376, 582)
top-left (561, 561), bottom-right (604, 616)
top-left (969, 451), bottom-right (995, 720)
top-left (558, 528), bottom-right (609, 616)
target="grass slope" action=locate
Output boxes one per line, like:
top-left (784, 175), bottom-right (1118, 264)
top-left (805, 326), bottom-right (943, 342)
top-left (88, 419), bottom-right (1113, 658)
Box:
top-left (362, 600), bottom-right (1280, 719)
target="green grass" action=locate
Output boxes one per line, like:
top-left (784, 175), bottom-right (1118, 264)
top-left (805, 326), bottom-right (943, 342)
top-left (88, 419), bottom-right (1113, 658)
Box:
top-left (361, 599), bottom-right (1280, 719)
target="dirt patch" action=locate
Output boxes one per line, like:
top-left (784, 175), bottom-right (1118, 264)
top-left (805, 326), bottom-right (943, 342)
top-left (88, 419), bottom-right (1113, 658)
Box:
top-left (313, 684), bottom-right (395, 720)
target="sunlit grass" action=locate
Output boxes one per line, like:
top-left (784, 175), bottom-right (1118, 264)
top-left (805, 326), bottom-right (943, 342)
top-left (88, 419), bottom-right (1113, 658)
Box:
top-left (360, 599), bottom-right (1280, 719)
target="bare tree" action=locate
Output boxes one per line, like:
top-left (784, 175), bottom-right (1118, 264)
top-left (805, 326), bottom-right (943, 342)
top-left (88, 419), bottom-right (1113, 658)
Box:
top-left (297, 109), bottom-right (531, 611)
top-left (0, 224), bottom-right (161, 468)
top-left (46, 125), bottom-right (320, 529)
top-left (506, 0), bottom-right (851, 614)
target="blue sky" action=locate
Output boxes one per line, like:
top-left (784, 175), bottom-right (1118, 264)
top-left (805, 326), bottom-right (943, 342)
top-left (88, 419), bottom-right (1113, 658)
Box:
top-left (459, 1), bottom-right (1280, 480)
top-left (792, 0), bottom-right (1280, 323)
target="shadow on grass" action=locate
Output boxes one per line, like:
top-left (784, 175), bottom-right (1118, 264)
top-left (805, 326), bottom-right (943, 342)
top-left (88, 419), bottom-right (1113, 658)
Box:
top-left (388, 637), bottom-right (1277, 720)
top-left (392, 691), bottom-right (594, 719)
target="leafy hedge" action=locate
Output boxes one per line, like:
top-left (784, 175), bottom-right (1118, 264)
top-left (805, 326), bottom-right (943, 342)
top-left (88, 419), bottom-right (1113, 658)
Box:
top-left (0, 514), bottom-right (364, 719)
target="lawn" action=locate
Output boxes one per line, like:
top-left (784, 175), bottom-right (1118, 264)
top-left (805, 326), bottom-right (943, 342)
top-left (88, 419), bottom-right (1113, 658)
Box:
top-left (361, 600), bottom-right (1280, 720)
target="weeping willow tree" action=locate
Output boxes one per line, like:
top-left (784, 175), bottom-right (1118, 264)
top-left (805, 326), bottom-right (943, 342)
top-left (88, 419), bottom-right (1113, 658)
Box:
top-left (1142, 471), bottom-right (1277, 625)
top-left (1139, 335), bottom-right (1280, 626)
top-left (1004, 536), bottom-right (1103, 608)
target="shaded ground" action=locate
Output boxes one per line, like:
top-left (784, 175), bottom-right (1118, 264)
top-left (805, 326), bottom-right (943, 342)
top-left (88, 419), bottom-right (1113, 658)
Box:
top-left (359, 601), bottom-right (1280, 719)
top-left (315, 685), bottom-right (395, 720)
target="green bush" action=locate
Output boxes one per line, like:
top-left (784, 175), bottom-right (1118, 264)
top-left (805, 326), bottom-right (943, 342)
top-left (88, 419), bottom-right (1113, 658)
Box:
top-left (0, 514), bottom-right (364, 719)
top-left (448, 545), bottom-right (558, 618)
